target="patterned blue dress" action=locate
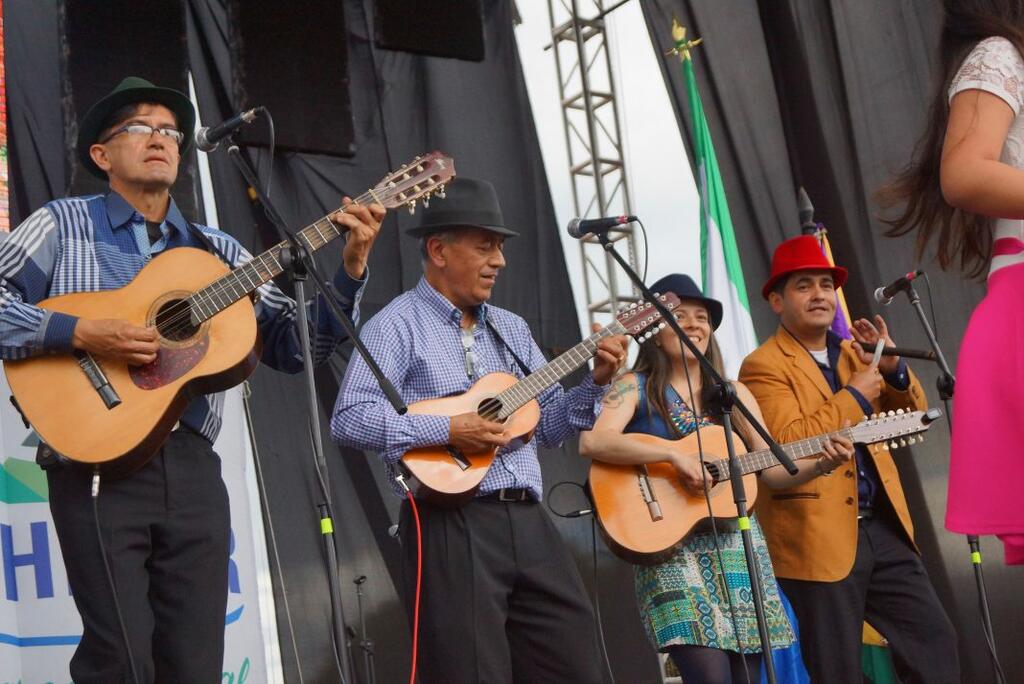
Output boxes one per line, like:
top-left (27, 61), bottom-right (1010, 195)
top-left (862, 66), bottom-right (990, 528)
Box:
top-left (626, 375), bottom-right (795, 654)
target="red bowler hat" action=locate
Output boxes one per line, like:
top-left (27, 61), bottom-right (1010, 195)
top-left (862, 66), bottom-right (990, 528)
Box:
top-left (761, 235), bottom-right (848, 299)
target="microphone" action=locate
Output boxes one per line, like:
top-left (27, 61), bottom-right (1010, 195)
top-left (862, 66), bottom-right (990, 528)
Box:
top-left (874, 269), bottom-right (924, 305)
top-left (567, 215), bottom-right (638, 239)
top-left (194, 107), bottom-right (263, 152)
top-left (880, 346), bottom-right (937, 362)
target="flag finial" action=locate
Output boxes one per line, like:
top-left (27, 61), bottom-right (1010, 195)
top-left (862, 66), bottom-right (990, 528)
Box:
top-left (666, 19), bottom-right (703, 62)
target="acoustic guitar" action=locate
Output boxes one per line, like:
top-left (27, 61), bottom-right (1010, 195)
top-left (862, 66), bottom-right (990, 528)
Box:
top-left (589, 407), bottom-right (942, 564)
top-left (4, 151), bottom-right (455, 474)
top-left (401, 293), bottom-right (683, 505)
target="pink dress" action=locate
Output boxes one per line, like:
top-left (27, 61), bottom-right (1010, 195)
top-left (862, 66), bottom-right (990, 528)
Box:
top-left (945, 37), bottom-right (1024, 565)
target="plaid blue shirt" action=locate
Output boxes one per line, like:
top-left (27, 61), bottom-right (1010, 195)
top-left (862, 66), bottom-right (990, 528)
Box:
top-left (331, 276), bottom-right (605, 500)
top-left (0, 191), bottom-right (365, 443)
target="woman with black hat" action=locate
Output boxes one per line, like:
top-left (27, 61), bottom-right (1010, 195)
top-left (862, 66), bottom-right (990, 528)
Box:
top-left (580, 274), bottom-right (852, 682)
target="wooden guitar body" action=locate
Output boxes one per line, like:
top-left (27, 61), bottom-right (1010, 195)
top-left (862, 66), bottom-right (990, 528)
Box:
top-left (588, 426), bottom-right (756, 564)
top-left (4, 247), bottom-right (260, 475)
top-left (402, 371), bottom-right (541, 505)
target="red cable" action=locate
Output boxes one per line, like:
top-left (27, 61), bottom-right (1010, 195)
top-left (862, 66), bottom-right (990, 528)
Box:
top-left (406, 490), bottom-right (422, 684)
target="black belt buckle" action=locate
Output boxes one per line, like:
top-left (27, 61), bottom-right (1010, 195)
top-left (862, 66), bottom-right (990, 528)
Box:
top-left (495, 488), bottom-right (530, 503)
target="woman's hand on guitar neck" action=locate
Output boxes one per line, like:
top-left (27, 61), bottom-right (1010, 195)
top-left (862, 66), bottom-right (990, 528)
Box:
top-left (72, 318), bottom-right (160, 366)
top-left (449, 412), bottom-right (511, 453)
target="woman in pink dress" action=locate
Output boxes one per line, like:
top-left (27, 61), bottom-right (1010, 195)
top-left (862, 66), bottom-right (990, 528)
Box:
top-left (882, 0), bottom-right (1024, 565)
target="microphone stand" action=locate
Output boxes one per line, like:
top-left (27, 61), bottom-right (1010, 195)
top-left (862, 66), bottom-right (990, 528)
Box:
top-left (596, 232), bottom-right (798, 684)
top-left (898, 283), bottom-right (1004, 683)
top-left (222, 141), bottom-right (405, 684)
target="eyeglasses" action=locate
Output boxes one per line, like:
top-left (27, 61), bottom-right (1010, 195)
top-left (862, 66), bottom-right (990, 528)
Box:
top-left (100, 124), bottom-right (185, 146)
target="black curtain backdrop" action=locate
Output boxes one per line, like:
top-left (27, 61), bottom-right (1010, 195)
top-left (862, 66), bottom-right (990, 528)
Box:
top-left (643, 2), bottom-right (1018, 682)
top-left (7, 0), bottom-right (654, 681)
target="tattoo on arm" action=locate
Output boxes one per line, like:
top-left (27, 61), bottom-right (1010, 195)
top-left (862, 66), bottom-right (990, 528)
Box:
top-left (601, 378), bottom-right (636, 408)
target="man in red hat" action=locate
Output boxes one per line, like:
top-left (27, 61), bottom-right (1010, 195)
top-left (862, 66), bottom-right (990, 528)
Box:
top-left (738, 235), bottom-right (958, 683)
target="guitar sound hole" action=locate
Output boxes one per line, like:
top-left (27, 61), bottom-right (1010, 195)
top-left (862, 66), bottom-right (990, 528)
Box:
top-left (155, 299), bottom-right (199, 342)
top-left (478, 397), bottom-right (505, 422)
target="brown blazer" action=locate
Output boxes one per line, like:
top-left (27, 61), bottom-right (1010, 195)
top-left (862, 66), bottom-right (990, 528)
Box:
top-left (738, 326), bottom-right (928, 582)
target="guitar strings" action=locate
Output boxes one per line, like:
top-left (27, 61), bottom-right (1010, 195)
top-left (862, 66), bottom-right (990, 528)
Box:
top-left (152, 191), bottom-right (374, 338)
top-left (154, 174), bottom-right (438, 337)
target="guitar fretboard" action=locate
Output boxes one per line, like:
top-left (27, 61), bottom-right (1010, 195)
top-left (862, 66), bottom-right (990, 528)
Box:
top-left (708, 427), bottom-right (856, 481)
top-left (495, 321), bottom-right (628, 418)
top-left (186, 190), bottom-right (375, 323)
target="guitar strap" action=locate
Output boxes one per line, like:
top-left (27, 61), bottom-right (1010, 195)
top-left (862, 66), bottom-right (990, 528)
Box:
top-left (485, 319), bottom-right (533, 379)
top-left (185, 222), bottom-right (234, 270)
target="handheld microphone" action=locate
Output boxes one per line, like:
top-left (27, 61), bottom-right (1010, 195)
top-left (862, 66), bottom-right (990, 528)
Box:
top-left (566, 215), bottom-right (638, 239)
top-left (874, 269), bottom-right (924, 305)
top-left (194, 107), bottom-right (264, 152)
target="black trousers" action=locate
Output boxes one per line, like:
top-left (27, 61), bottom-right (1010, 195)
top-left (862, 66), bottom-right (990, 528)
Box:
top-left (399, 498), bottom-right (606, 684)
top-left (47, 429), bottom-right (231, 684)
top-left (779, 509), bottom-right (959, 684)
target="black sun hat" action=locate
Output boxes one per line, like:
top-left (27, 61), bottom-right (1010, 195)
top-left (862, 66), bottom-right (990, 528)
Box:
top-left (76, 76), bottom-right (196, 179)
top-left (406, 177), bottom-right (519, 238)
top-left (649, 273), bottom-right (724, 330)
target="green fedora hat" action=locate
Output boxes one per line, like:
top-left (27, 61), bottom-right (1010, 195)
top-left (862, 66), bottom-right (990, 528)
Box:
top-left (76, 76), bottom-right (196, 179)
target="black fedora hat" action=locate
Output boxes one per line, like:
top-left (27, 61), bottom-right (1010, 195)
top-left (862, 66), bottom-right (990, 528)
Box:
top-left (76, 76), bottom-right (196, 179)
top-left (649, 273), bottom-right (724, 330)
top-left (406, 177), bottom-right (519, 238)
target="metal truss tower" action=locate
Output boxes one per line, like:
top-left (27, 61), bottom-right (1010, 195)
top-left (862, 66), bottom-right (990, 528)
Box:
top-left (546, 0), bottom-right (640, 326)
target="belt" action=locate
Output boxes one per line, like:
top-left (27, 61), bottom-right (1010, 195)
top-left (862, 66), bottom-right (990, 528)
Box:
top-left (479, 488), bottom-right (534, 503)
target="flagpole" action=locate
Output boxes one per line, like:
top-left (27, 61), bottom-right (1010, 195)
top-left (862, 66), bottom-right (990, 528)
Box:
top-left (667, 22), bottom-right (784, 684)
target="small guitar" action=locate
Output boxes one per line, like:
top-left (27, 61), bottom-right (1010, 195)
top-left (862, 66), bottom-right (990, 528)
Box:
top-left (4, 152), bottom-right (455, 474)
top-left (589, 407), bottom-right (942, 564)
top-left (401, 293), bottom-right (682, 505)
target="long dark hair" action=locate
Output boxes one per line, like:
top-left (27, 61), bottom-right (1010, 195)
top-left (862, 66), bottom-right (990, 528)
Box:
top-left (879, 0), bottom-right (1024, 278)
top-left (632, 330), bottom-right (726, 438)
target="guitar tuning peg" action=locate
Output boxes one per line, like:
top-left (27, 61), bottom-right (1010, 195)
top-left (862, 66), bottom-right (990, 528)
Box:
top-left (899, 438), bottom-right (906, 447)
top-left (422, 197), bottom-right (430, 208)
top-left (889, 441), bottom-right (898, 450)
top-left (888, 410), bottom-right (896, 417)
top-left (438, 186), bottom-right (446, 198)
top-left (407, 202), bottom-right (416, 215)
top-left (402, 173), bottom-right (411, 180)
top-left (870, 413), bottom-right (877, 420)
top-left (896, 408), bottom-right (905, 415)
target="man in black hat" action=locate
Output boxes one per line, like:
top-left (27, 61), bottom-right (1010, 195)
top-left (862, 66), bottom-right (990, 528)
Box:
top-left (332, 177), bottom-right (628, 682)
top-left (0, 76), bottom-right (384, 682)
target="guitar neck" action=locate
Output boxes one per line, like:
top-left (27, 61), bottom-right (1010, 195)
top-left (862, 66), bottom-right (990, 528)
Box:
top-left (494, 321), bottom-right (627, 418)
top-left (186, 189), bottom-right (375, 323)
top-left (708, 427), bottom-right (855, 481)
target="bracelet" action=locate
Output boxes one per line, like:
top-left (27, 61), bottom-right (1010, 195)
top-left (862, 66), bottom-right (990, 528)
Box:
top-left (815, 458), bottom-right (834, 477)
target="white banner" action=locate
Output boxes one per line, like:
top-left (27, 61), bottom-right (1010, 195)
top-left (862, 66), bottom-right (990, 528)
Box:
top-left (0, 376), bottom-right (282, 684)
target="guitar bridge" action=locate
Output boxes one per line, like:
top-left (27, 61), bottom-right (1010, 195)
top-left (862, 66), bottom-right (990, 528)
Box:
top-left (636, 466), bottom-right (663, 522)
top-left (445, 445), bottom-right (471, 471)
top-left (75, 351), bottom-right (122, 409)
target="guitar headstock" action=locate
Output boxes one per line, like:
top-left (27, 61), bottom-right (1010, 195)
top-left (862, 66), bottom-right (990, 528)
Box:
top-left (614, 292), bottom-right (682, 341)
top-left (371, 151), bottom-right (456, 214)
top-left (849, 407), bottom-right (942, 451)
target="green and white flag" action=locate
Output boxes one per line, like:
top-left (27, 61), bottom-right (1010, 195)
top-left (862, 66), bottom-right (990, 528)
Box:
top-left (679, 35), bottom-right (758, 377)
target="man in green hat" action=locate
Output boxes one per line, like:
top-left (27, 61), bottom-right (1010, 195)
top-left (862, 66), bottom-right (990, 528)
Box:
top-left (0, 76), bottom-right (384, 682)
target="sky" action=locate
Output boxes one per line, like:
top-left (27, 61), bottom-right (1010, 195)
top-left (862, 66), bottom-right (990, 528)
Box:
top-left (513, 0), bottom-right (703, 337)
